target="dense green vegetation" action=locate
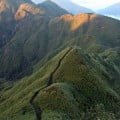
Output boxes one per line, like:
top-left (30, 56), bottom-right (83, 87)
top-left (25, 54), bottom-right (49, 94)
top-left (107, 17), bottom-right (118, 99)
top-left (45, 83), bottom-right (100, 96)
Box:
top-left (0, 47), bottom-right (120, 119)
top-left (0, 12), bottom-right (120, 80)
top-left (0, 0), bottom-right (120, 119)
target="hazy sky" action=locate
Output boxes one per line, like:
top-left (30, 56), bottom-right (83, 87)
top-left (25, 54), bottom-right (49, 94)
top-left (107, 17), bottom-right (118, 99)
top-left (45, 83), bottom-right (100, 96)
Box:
top-left (32, 0), bottom-right (120, 10)
top-left (72, 0), bottom-right (120, 9)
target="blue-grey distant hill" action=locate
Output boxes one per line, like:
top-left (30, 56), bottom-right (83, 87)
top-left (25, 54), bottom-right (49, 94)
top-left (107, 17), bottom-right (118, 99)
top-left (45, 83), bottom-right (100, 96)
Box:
top-left (98, 3), bottom-right (120, 20)
top-left (37, 0), bottom-right (93, 14)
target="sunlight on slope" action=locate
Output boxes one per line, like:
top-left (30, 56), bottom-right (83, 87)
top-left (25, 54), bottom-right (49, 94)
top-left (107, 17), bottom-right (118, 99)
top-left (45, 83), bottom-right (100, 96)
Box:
top-left (15, 3), bottom-right (44, 20)
top-left (60, 13), bottom-right (97, 31)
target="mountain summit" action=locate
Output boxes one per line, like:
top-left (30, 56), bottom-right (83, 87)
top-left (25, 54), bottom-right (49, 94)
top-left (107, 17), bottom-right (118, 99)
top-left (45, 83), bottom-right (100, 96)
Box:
top-left (38, 0), bottom-right (68, 17)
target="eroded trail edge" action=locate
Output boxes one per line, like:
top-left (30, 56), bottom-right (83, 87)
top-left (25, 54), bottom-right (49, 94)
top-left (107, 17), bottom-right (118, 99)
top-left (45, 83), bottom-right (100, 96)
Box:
top-left (30, 47), bottom-right (72, 120)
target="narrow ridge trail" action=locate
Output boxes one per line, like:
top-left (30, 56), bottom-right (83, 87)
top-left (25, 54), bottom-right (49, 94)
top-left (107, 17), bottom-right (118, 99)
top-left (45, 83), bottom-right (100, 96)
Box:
top-left (30, 47), bottom-right (72, 120)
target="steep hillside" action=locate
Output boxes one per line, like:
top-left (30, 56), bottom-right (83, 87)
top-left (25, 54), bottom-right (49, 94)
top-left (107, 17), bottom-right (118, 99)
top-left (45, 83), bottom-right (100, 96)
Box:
top-left (0, 0), bottom-right (39, 48)
top-left (0, 0), bottom-right (67, 48)
top-left (0, 0), bottom-right (69, 80)
top-left (0, 0), bottom-right (36, 23)
top-left (0, 1), bottom-right (119, 120)
top-left (0, 47), bottom-right (119, 120)
top-left (0, 13), bottom-right (120, 81)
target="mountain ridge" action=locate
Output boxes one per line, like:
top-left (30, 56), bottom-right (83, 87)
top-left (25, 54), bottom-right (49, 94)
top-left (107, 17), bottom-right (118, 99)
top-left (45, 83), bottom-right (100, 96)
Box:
top-left (0, 47), bottom-right (120, 119)
top-left (36, 0), bottom-right (93, 14)
top-left (0, 1), bottom-right (120, 119)
top-left (0, 13), bottom-right (120, 81)
top-left (38, 0), bottom-right (68, 17)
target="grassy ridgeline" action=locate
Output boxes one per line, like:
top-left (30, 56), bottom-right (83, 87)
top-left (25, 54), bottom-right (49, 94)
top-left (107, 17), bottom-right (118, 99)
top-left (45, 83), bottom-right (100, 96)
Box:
top-left (0, 47), bottom-right (120, 119)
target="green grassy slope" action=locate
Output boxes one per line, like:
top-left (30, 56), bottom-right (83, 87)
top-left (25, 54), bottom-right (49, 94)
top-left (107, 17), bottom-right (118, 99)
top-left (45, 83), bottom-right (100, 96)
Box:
top-left (0, 1), bottom-right (119, 120)
top-left (0, 47), bottom-right (119, 120)
top-left (0, 48), bottom-right (71, 119)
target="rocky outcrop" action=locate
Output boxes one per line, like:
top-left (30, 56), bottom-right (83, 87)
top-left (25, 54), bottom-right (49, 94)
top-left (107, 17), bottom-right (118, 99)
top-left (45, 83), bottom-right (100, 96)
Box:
top-left (15, 3), bottom-right (44, 20)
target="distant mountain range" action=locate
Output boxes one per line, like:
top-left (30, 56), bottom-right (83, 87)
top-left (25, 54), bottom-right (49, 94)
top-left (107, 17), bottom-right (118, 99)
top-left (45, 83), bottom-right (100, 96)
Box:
top-left (35, 0), bottom-right (93, 14)
top-left (50, 0), bottom-right (93, 14)
top-left (97, 2), bottom-right (120, 20)
top-left (99, 3), bottom-right (120, 15)
top-left (37, 0), bottom-right (120, 20)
